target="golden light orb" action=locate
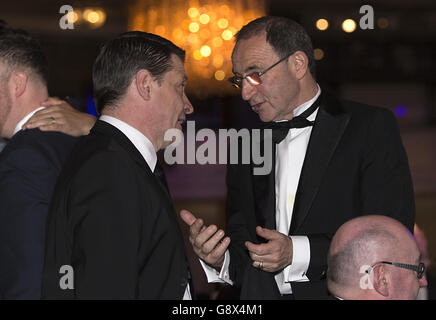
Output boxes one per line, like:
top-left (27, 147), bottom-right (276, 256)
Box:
top-left (342, 19), bottom-right (357, 33)
top-left (214, 70), bottom-right (226, 81)
top-left (200, 45), bottom-right (212, 57)
top-left (315, 18), bottom-right (329, 31)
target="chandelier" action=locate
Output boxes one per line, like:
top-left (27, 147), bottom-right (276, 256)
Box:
top-left (129, 0), bottom-right (266, 98)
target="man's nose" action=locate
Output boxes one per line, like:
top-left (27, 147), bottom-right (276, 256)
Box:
top-left (183, 93), bottom-right (194, 114)
top-left (241, 79), bottom-right (257, 101)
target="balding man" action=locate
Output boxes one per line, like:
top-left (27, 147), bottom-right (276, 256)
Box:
top-left (327, 215), bottom-right (427, 300)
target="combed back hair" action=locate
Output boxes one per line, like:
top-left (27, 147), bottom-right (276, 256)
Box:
top-left (235, 16), bottom-right (316, 76)
top-left (327, 228), bottom-right (398, 288)
top-left (0, 22), bottom-right (48, 85)
top-left (92, 31), bottom-right (185, 114)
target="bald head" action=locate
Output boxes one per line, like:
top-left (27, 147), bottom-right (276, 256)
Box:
top-left (327, 215), bottom-right (425, 300)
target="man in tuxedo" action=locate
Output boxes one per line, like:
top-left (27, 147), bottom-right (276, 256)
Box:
top-left (327, 215), bottom-right (427, 300)
top-left (0, 26), bottom-right (78, 299)
top-left (41, 31), bottom-right (194, 299)
top-left (181, 16), bottom-right (415, 299)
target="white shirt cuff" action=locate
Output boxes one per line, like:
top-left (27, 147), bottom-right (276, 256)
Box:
top-left (285, 235), bottom-right (310, 282)
top-left (199, 250), bottom-right (234, 285)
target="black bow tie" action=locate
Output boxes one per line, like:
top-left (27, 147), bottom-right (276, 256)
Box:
top-left (263, 97), bottom-right (321, 144)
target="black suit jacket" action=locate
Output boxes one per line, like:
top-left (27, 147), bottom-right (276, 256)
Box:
top-left (225, 92), bottom-right (415, 300)
top-left (0, 129), bottom-right (76, 299)
top-left (41, 120), bottom-right (191, 299)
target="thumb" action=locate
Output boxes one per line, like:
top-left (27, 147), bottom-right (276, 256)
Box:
top-left (256, 226), bottom-right (278, 240)
top-left (180, 209), bottom-right (197, 226)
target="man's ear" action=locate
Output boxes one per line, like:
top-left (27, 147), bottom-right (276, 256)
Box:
top-left (135, 69), bottom-right (153, 101)
top-left (12, 71), bottom-right (28, 98)
top-left (372, 265), bottom-right (390, 297)
top-left (289, 51), bottom-right (309, 80)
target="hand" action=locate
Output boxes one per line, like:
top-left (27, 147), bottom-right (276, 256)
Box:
top-left (180, 209), bottom-right (230, 270)
top-left (22, 97), bottom-right (96, 137)
top-left (245, 226), bottom-right (293, 273)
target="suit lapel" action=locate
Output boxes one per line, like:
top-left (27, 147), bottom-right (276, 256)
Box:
top-left (289, 93), bottom-right (350, 235)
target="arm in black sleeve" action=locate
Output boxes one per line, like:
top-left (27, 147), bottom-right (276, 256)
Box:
top-left (0, 147), bottom-right (57, 299)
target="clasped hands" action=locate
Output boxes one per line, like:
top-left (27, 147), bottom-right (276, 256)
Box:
top-left (180, 210), bottom-right (293, 273)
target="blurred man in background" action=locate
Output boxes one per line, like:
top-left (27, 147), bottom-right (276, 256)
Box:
top-left (327, 215), bottom-right (427, 300)
top-left (0, 24), bottom-right (81, 299)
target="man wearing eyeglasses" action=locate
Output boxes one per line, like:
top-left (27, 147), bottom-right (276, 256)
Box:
top-left (327, 215), bottom-right (427, 300)
top-left (181, 16), bottom-right (415, 300)
top-left (26, 15), bottom-right (416, 300)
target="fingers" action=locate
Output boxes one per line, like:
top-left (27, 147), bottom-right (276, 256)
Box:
top-left (182, 212), bottom-right (229, 268)
top-left (202, 228), bottom-right (226, 253)
top-left (41, 97), bottom-right (71, 107)
top-left (194, 224), bottom-right (218, 248)
top-left (180, 209), bottom-right (197, 226)
top-left (189, 217), bottom-right (205, 240)
top-left (246, 228), bottom-right (294, 273)
top-left (208, 236), bottom-right (230, 262)
top-left (22, 106), bottom-right (64, 129)
top-left (245, 241), bottom-right (268, 256)
top-left (256, 226), bottom-right (279, 241)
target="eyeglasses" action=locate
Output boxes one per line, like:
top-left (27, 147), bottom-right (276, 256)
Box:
top-left (366, 261), bottom-right (426, 279)
top-left (228, 51), bottom-right (294, 89)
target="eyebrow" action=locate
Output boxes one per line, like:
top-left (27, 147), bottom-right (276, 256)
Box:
top-left (232, 64), bottom-right (262, 77)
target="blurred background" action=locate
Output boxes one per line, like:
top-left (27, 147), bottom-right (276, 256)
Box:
top-left (1, 0), bottom-right (435, 299)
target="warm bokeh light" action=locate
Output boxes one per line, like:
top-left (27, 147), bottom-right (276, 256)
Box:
top-left (212, 37), bottom-right (223, 47)
top-left (221, 30), bottom-right (233, 40)
top-left (315, 18), bottom-right (329, 31)
top-left (188, 7), bottom-right (199, 18)
top-left (199, 14), bottom-right (210, 24)
top-left (193, 50), bottom-right (203, 60)
top-left (129, 0), bottom-right (266, 97)
top-left (200, 45), bottom-right (212, 57)
top-left (342, 19), bottom-right (357, 33)
top-left (173, 28), bottom-right (183, 40)
top-left (189, 22), bottom-right (200, 33)
top-left (217, 18), bottom-right (229, 29)
top-left (83, 8), bottom-right (106, 28)
top-left (378, 17), bottom-right (389, 29)
top-left (212, 54), bottom-right (224, 68)
top-left (66, 11), bottom-right (80, 24)
top-left (314, 48), bottom-right (324, 60)
top-left (214, 70), bottom-right (226, 81)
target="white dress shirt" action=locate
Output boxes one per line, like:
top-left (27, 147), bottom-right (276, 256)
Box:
top-left (100, 115), bottom-right (192, 300)
top-left (201, 85), bottom-right (321, 295)
top-left (13, 107), bottom-right (45, 136)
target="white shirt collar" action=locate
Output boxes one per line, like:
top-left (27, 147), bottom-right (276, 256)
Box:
top-left (99, 115), bottom-right (157, 172)
top-left (292, 84), bottom-right (321, 120)
top-left (13, 106), bottom-right (45, 136)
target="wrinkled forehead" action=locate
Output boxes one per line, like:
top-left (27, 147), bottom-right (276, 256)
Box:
top-left (231, 33), bottom-right (278, 74)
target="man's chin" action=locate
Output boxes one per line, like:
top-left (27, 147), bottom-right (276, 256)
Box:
top-left (257, 111), bottom-right (274, 123)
